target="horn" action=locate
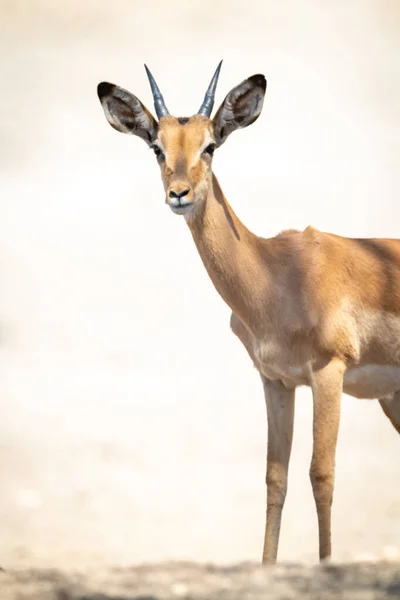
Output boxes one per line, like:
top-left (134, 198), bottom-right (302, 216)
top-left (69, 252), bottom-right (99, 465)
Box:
top-left (197, 60), bottom-right (223, 117)
top-left (144, 64), bottom-right (170, 119)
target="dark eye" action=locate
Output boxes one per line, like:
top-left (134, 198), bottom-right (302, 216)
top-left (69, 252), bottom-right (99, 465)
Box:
top-left (203, 143), bottom-right (216, 156)
top-left (151, 144), bottom-right (164, 159)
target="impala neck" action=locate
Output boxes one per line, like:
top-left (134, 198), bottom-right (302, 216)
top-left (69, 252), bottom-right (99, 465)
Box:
top-left (185, 173), bottom-right (269, 327)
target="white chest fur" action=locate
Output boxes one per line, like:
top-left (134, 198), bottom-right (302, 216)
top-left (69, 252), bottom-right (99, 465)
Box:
top-left (231, 302), bottom-right (400, 399)
top-left (252, 335), bottom-right (400, 399)
top-left (251, 335), bottom-right (310, 387)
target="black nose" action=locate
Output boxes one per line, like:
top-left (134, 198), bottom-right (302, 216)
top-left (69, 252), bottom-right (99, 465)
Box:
top-left (169, 188), bottom-right (190, 199)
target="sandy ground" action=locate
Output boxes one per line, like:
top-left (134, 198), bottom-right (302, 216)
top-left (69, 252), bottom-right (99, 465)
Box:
top-left (1, 562), bottom-right (400, 600)
top-left (0, 0), bottom-right (399, 575)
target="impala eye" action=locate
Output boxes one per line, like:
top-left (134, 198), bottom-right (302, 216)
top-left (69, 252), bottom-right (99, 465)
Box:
top-left (151, 144), bottom-right (164, 159)
top-left (203, 143), bottom-right (216, 156)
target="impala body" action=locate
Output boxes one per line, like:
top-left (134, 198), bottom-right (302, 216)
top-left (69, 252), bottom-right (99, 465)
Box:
top-left (97, 62), bottom-right (400, 562)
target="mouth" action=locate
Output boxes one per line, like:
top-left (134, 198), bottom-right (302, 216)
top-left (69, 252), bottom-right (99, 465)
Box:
top-left (167, 200), bottom-right (194, 215)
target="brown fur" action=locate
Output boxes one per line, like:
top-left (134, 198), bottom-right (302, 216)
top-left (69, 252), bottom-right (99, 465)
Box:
top-left (97, 71), bottom-right (399, 564)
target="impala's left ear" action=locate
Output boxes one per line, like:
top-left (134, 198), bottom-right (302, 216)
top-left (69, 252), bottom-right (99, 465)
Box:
top-left (212, 74), bottom-right (266, 147)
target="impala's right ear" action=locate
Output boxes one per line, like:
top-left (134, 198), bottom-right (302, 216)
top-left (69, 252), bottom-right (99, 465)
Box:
top-left (97, 82), bottom-right (158, 146)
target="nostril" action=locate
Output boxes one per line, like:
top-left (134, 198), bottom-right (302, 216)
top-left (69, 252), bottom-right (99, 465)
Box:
top-left (169, 188), bottom-right (190, 199)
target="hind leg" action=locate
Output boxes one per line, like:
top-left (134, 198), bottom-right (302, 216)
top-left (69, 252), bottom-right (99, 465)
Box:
top-left (379, 393), bottom-right (400, 434)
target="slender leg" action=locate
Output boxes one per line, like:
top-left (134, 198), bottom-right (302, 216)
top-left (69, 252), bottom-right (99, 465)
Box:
top-left (309, 358), bottom-right (345, 561)
top-left (261, 376), bottom-right (295, 563)
top-left (379, 393), bottom-right (400, 433)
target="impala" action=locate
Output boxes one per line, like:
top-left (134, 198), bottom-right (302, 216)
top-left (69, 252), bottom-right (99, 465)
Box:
top-left (97, 62), bottom-right (400, 562)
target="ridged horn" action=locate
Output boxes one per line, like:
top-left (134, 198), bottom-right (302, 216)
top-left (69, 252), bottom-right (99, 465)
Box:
top-left (197, 60), bottom-right (223, 117)
top-left (144, 64), bottom-right (169, 119)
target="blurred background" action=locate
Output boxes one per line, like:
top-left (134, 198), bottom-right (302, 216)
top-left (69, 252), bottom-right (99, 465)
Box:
top-left (0, 0), bottom-right (399, 568)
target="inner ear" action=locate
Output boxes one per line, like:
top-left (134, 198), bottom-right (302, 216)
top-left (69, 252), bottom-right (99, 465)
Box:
top-left (97, 82), bottom-right (158, 146)
top-left (212, 74), bottom-right (266, 147)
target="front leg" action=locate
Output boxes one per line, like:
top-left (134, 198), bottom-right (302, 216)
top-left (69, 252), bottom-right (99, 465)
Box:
top-left (309, 358), bottom-right (345, 561)
top-left (261, 376), bottom-right (295, 563)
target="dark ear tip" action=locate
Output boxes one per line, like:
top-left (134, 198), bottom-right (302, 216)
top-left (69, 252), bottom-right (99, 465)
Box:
top-left (249, 74), bottom-right (267, 91)
top-left (97, 82), bottom-right (115, 100)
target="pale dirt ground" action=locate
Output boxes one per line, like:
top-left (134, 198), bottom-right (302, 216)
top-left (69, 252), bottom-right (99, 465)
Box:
top-left (1, 562), bottom-right (400, 600)
top-left (0, 0), bottom-right (399, 581)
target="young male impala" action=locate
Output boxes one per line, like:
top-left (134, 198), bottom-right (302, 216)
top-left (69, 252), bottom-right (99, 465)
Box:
top-left (97, 62), bottom-right (400, 562)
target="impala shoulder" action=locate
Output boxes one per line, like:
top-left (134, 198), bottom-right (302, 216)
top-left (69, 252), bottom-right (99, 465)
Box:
top-left (273, 225), bottom-right (322, 246)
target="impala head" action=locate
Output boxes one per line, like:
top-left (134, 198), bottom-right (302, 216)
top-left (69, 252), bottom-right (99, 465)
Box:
top-left (97, 61), bottom-right (266, 216)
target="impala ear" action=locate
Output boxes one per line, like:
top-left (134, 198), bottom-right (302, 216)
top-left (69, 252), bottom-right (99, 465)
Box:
top-left (97, 82), bottom-right (158, 146)
top-left (212, 74), bottom-right (266, 147)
